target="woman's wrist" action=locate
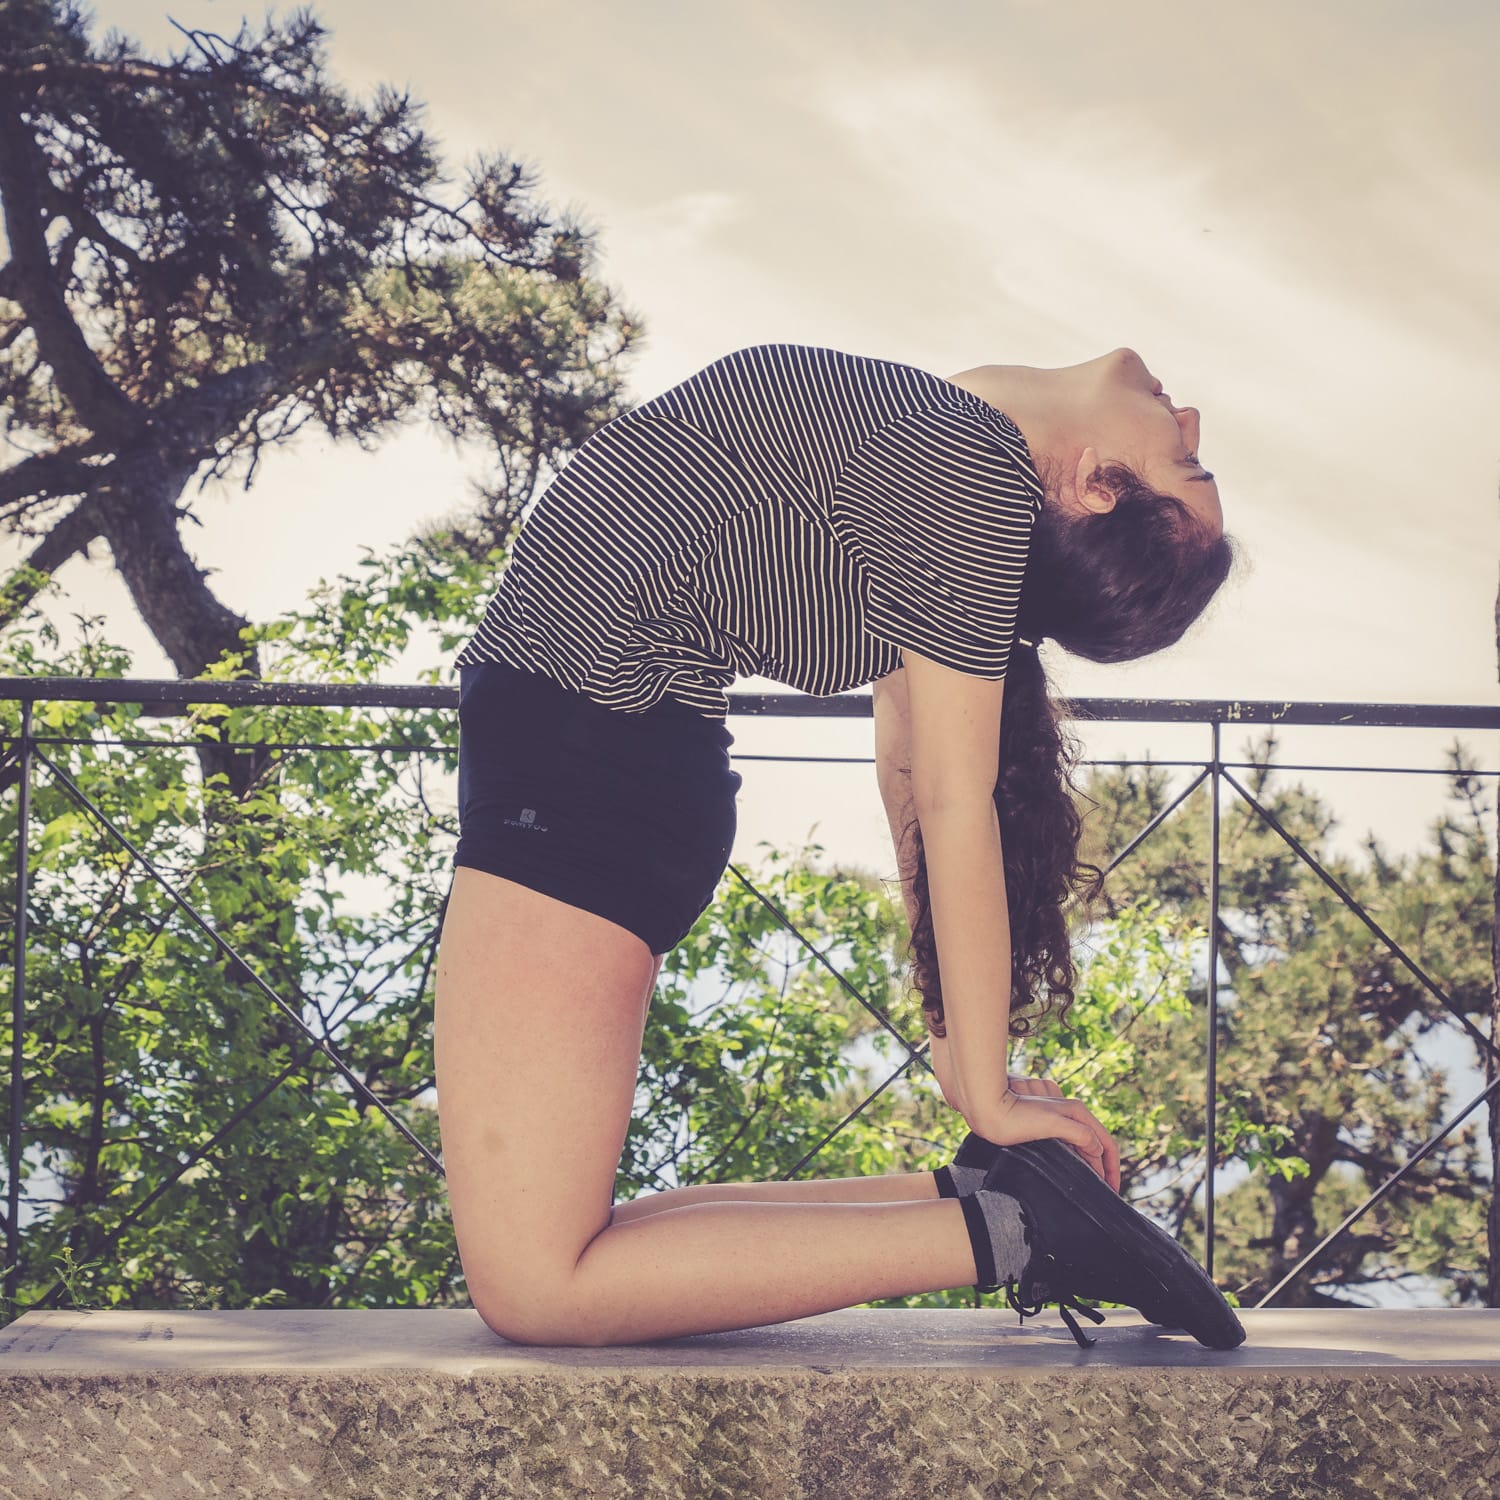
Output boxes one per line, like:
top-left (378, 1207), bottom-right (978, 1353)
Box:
top-left (951, 1045), bottom-right (1014, 1117)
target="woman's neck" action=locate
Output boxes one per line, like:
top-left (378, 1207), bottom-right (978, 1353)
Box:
top-left (941, 362), bottom-right (1077, 485)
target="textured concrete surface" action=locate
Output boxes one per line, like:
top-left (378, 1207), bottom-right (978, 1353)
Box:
top-left (2, 1307), bottom-right (1498, 1498)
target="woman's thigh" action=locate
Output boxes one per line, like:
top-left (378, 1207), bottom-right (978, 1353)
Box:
top-left (434, 864), bottom-right (661, 1342)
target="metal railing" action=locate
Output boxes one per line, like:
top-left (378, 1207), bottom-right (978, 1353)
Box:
top-left (3, 677), bottom-right (1497, 1316)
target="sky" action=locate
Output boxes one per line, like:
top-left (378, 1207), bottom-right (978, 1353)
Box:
top-left (4, 0), bottom-right (1498, 1299)
top-left (19, 0), bottom-right (1494, 861)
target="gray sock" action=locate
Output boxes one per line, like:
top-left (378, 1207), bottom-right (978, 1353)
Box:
top-left (958, 1187), bottom-right (1032, 1293)
top-left (946, 1161), bottom-right (989, 1195)
top-left (932, 1133), bottom-right (1003, 1200)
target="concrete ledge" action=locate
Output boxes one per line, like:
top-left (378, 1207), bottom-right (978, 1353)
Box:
top-left (2, 1308), bottom-right (1498, 1498)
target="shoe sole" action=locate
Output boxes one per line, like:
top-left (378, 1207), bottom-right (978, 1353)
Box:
top-left (995, 1137), bottom-right (1247, 1349)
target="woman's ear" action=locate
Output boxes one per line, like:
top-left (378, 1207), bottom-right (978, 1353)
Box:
top-left (1071, 444), bottom-right (1115, 515)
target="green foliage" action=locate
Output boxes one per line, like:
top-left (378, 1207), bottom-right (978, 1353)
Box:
top-left (0, 540), bottom-right (1491, 1323)
top-left (1065, 740), bottom-right (1494, 1308)
top-left (0, 555), bottom-right (474, 1321)
top-left (0, 0), bottom-right (646, 618)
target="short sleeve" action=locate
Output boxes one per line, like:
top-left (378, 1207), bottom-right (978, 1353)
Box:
top-left (829, 400), bottom-right (1042, 679)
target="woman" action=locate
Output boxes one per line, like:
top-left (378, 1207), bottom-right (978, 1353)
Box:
top-left (436, 342), bottom-right (1246, 1350)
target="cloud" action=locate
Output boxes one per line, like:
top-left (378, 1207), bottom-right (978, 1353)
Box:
top-left (806, 61), bottom-right (1498, 528)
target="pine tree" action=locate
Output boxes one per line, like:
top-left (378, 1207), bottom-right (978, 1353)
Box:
top-left (0, 0), bottom-right (644, 785)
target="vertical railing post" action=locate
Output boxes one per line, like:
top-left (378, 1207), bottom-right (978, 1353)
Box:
top-left (6, 700), bottom-right (32, 1315)
top-left (1204, 717), bottom-right (1222, 1279)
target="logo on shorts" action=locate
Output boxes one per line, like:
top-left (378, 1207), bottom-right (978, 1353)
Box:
top-left (502, 805), bottom-right (549, 832)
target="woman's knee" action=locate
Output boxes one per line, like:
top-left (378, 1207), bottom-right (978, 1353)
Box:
top-left (469, 1244), bottom-right (615, 1347)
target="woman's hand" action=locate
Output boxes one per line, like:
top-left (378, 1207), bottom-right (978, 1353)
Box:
top-left (927, 1031), bottom-right (1121, 1194)
top-left (966, 1078), bottom-right (1122, 1195)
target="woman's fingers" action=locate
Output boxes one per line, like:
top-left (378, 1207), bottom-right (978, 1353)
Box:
top-left (991, 1082), bottom-right (1121, 1194)
top-left (990, 1092), bottom-right (1122, 1194)
top-left (1064, 1102), bottom-right (1121, 1194)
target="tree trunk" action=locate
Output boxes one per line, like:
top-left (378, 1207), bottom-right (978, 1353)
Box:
top-left (93, 454), bottom-right (273, 799)
top-left (1258, 1113), bottom-right (1343, 1306)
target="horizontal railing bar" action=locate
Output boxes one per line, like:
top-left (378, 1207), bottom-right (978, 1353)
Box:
top-left (0, 678), bottom-right (1495, 729)
top-left (0, 734), bottom-right (1489, 781)
top-left (718, 758), bottom-right (1498, 777)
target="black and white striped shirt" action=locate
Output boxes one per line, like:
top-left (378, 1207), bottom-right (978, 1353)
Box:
top-left (453, 342), bottom-right (1043, 722)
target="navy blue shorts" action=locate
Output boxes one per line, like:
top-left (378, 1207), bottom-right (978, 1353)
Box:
top-left (454, 663), bottom-right (742, 957)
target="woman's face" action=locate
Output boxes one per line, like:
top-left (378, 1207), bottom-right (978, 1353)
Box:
top-left (1085, 348), bottom-right (1222, 535)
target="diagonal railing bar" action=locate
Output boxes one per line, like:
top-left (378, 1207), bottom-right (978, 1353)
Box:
top-left (779, 1046), bottom-right (928, 1182)
top-left (1221, 765), bottom-right (1497, 1065)
top-left (19, 1043), bottom-right (334, 1314)
top-left (398, 880), bottom-right (449, 1047)
top-left (29, 747), bottom-right (445, 1172)
top-left (1252, 1066), bottom-right (1500, 1307)
top-left (1086, 764), bottom-right (1213, 888)
top-left (723, 861), bottom-right (926, 1062)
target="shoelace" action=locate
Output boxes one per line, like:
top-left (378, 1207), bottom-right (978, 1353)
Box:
top-left (1003, 1253), bottom-right (1108, 1348)
top-left (1004, 1210), bottom-right (1110, 1349)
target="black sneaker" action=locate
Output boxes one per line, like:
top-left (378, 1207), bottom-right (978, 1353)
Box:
top-left (980, 1136), bottom-right (1247, 1350)
top-left (954, 1131), bottom-right (1179, 1325)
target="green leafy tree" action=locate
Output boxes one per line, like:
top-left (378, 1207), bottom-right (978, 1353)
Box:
top-left (0, 3), bottom-right (646, 1310)
top-left (0, 0), bottom-right (643, 790)
top-left (2, 541), bottom-right (1488, 1321)
top-left (1065, 738), bottom-right (1493, 1307)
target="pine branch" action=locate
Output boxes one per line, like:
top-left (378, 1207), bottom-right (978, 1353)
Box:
top-left (0, 101), bottom-right (136, 440)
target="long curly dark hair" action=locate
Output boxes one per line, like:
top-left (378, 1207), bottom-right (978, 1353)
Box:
top-left (901, 457), bottom-right (1245, 1040)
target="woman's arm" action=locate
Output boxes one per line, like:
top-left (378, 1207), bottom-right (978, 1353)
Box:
top-left (888, 651), bottom-right (1116, 1188)
top-left (876, 667), bottom-right (1010, 1120)
top-left (876, 658), bottom-right (1121, 1184)
top-left (877, 754), bottom-right (964, 1108)
top-left (889, 649), bottom-right (1017, 1135)
top-left (914, 798), bottom-right (1015, 1126)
